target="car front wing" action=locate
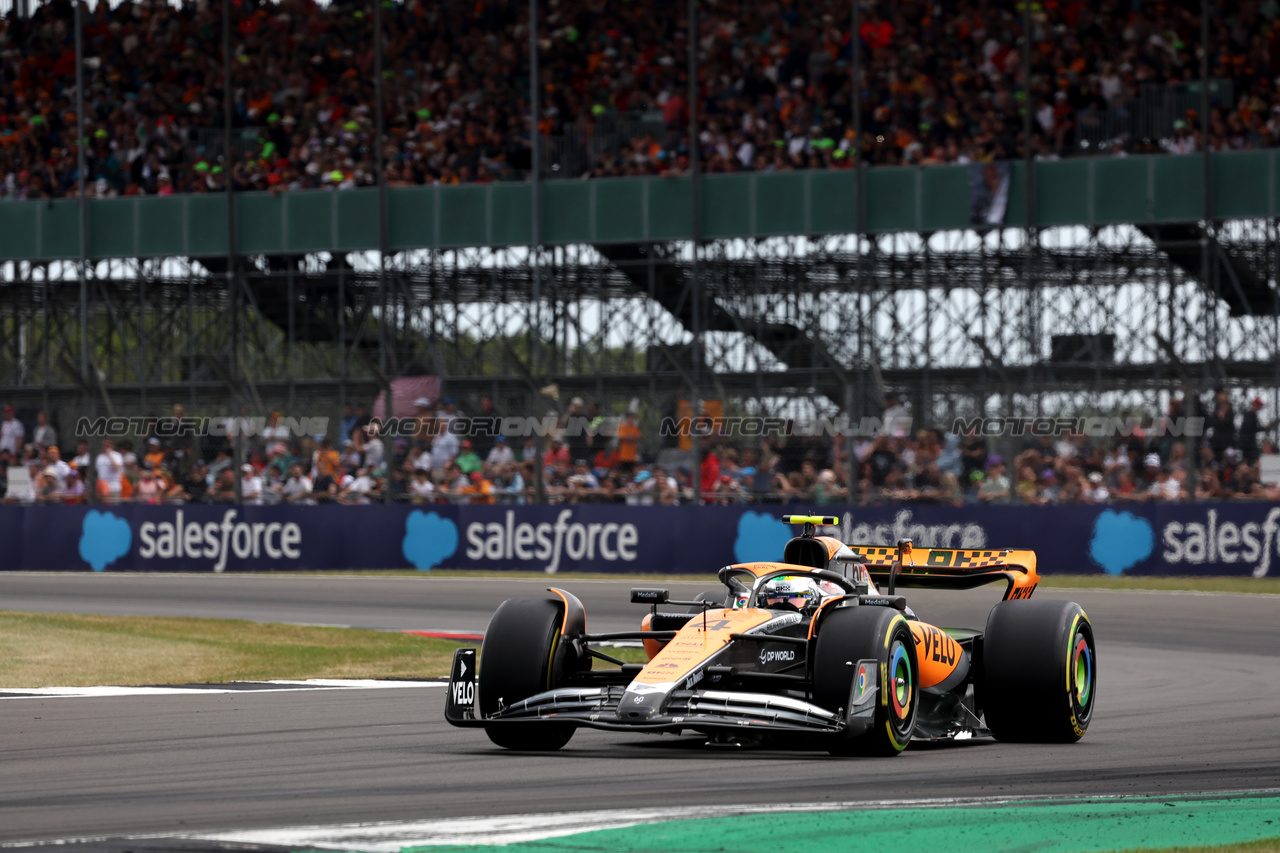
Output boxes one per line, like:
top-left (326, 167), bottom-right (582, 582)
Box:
top-left (443, 648), bottom-right (880, 738)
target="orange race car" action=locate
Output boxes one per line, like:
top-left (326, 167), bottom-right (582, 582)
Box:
top-left (445, 515), bottom-right (1096, 755)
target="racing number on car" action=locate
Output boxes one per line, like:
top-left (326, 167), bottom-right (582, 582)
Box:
top-left (926, 550), bottom-right (1002, 568)
top-left (927, 550), bottom-right (982, 568)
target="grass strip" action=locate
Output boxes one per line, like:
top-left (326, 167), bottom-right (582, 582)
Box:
top-left (0, 611), bottom-right (463, 688)
top-left (230, 569), bottom-right (725, 582)
top-left (233, 569), bottom-right (1280, 596)
top-left (1037, 575), bottom-right (1280, 595)
top-left (0, 611), bottom-right (650, 688)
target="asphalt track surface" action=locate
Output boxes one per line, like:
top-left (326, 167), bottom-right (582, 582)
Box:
top-left (1, 573), bottom-right (1279, 848)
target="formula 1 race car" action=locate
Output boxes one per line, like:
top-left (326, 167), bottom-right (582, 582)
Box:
top-left (445, 516), bottom-right (1096, 755)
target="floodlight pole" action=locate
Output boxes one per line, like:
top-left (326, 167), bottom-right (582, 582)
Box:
top-left (844, 0), bottom-right (865, 502)
top-left (75, 0), bottom-right (94, 501)
top-left (850, 0), bottom-right (862, 502)
top-left (1024, 0), bottom-right (1038, 433)
top-left (689, 0), bottom-right (702, 505)
top-left (1192, 0), bottom-right (1212, 500)
top-left (375, 0), bottom-right (392, 504)
top-left (530, 0), bottom-right (546, 504)
top-left (224, 0), bottom-right (242, 503)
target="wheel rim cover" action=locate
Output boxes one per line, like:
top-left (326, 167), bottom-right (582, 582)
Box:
top-left (1072, 632), bottom-right (1092, 707)
top-left (889, 640), bottom-right (912, 720)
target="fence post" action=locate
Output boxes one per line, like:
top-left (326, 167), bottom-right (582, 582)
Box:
top-left (689, 0), bottom-right (702, 506)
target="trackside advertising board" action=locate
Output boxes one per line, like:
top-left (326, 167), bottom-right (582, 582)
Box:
top-left (0, 503), bottom-right (1278, 577)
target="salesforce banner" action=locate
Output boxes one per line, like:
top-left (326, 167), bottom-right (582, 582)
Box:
top-left (0, 503), bottom-right (1278, 577)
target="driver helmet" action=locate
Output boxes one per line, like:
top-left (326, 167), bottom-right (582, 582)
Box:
top-left (759, 576), bottom-right (833, 614)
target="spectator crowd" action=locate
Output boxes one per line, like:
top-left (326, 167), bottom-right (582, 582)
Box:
top-left (2, 387), bottom-right (1278, 506)
top-left (4, 0), bottom-right (1280, 198)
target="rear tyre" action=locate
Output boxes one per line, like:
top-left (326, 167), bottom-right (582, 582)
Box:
top-left (812, 606), bottom-right (918, 756)
top-left (981, 599), bottom-right (1096, 743)
top-left (479, 597), bottom-right (576, 751)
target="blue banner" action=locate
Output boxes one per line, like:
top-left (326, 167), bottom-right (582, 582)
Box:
top-left (1, 503), bottom-right (1277, 577)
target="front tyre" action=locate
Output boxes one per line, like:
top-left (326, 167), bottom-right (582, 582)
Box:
top-left (478, 597), bottom-right (576, 751)
top-left (812, 606), bottom-right (919, 756)
top-left (981, 599), bottom-right (1096, 743)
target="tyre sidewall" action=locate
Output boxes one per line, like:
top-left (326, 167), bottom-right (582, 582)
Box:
top-left (478, 597), bottom-right (566, 718)
top-left (982, 599), bottom-right (1096, 743)
top-left (812, 605), bottom-right (919, 754)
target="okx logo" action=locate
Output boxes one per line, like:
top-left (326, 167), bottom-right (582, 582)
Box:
top-left (79, 510), bottom-right (132, 571)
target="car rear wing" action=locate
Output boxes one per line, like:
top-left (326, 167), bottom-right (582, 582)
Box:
top-left (843, 542), bottom-right (1039, 601)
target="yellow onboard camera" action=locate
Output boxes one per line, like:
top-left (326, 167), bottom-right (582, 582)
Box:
top-left (782, 515), bottom-right (839, 537)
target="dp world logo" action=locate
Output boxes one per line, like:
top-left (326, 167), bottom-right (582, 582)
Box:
top-left (79, 510), bottom-right (132, 572)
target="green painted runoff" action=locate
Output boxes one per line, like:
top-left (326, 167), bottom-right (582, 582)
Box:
top-left (397, 796), bottom-right (1280, 853)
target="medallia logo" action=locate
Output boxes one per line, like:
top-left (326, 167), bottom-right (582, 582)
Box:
top-left (79, 510), bottom-right (132, 572)
top-left (402, 510), bottom-right (459, 570)
top-left (1088, 509), bottom-right (1155, 575)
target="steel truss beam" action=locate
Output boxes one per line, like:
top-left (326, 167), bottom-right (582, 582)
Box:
top-left (2, 221), bottom-right (1278, 432)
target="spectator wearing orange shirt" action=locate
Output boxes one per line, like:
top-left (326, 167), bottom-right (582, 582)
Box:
top-left (313, 437), bottom-right (340, 481)
top-left (143, 437), bottom-right (165, 470)
top-left (460, 471), bottom-right (495, 504)
top-left (617, 410), bottom-right (642, 474)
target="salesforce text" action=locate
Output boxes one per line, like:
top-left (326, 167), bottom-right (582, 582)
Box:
top-left (137, 509), bottom-right (302, 572)
top-left (465, 509), bottom-right (638, 572)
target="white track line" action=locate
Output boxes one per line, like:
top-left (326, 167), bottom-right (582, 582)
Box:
top-left (192, 802), bottom-right (992, 850)
top-left (152, 791), bottom-right (1280, 851)
top-left (0, 679), bottom-right (444, 700)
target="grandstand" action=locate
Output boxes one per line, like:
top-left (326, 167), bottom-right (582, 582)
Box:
top-left (1, 0), bottom-right (1279, 506)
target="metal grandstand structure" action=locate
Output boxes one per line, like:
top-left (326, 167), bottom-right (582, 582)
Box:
top-left (3, 216), bottom-right (1279, 429)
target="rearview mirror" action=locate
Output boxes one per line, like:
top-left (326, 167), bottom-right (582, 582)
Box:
top-left (630, 588), bottom-right (670, 604)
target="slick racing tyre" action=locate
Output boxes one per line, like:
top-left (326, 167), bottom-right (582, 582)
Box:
top-left (981, 599), bottom-right (1096, 743)
top-left (813, 606), bottom-right (919, 756)
top-left (478, 597), bottom-right (576, 751)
